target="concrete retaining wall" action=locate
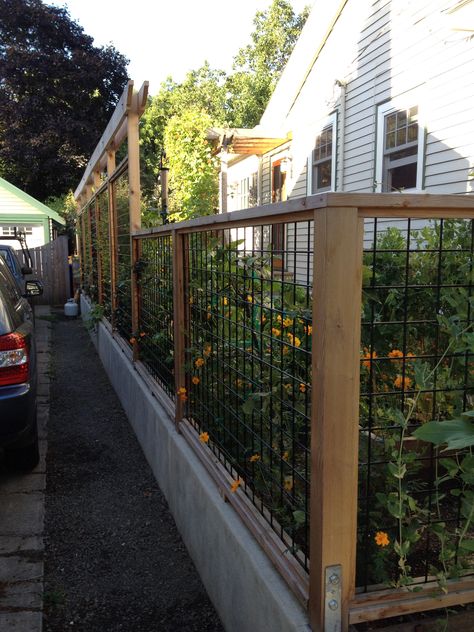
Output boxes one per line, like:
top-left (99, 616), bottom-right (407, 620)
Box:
top-left (81, 296), bottom-right (311, 632)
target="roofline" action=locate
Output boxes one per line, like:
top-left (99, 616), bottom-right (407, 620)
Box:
top-left (260, 0), bottom-right (349, 126)
top-left (0, 177), bottom-right (66, 225)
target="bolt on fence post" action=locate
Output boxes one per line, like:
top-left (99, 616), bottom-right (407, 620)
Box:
top-left (309, 206), bottom-right (363, 632)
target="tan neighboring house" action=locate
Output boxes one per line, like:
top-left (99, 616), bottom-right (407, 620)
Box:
top-left (0, 176), bottom-right (65, 249)
top-left (213, 0), bottom-right (474, 212)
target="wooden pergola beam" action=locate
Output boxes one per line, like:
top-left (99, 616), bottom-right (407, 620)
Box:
top-left (74, 80), bottom-right (149, 204)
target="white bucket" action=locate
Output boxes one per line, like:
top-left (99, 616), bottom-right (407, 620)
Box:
top-left (64, 299), bottom-right (79, 317)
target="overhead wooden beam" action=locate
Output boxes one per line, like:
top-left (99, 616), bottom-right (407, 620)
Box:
top-left (74, 80), bottom-right (149, 202)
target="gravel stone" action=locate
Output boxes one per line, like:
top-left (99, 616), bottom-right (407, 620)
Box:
top-left (43, 314), bottom-right (224, 632)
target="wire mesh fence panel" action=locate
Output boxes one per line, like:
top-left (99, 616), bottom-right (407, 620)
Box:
top-left (89, 201), bottom-right (99, 303)
top-left (81, 205), bottom-right (93, 296)
top-left (357, 217), bottom-right (474, 593)
top-left (183, 221), bottom-right (313, 571)
top-left (114, 170), bottom-right (132, 342)
top-left (137, 235), bottom-right (175, 398)
top-left (96, 187), bottom-right (112, 320)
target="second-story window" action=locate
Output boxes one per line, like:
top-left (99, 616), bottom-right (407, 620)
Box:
top-left (383, 106), bottom-right (419, 191)
top-left (312, 126), bottom-right (333, 193)
top-left (376, 102), bottom-right (423, 192)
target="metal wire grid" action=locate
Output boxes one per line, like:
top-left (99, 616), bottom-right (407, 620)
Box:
top-left (184, 222), bottom-right (313, 570)
top-left (80, 206), bottom-right (92, 294)
top-left (357, 217), bottom-right (474, 591)
top-left (137, 235), bottom-right (175, 398)
top-left (96, 188), bottom-right (112, 320)
top-left (113, 171), bottom-right (132, 342)
top-left (89, 201), bottom-right (99, 303)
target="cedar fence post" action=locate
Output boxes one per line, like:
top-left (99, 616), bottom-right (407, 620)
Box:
top-left (107, 149), bottom-right (118, 330)
top-left (309, 206), bottom-right (363, 632)
top-left (128, 96), bottom-right (141, 360)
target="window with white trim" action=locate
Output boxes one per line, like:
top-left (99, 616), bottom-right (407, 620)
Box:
top-left (376, 103), bottom-right (423, 192)
top-left (309, 115), bottom-right (336, 194)
top-left (230, 173), bottom-right (258, 210)
top-left (0, 225), bottom-right (33, 236)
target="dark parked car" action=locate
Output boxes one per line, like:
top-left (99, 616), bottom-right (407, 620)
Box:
top-left (0, 255), bottom-right (43, 470)
top-left (0, 244), bottom-right (32, 293)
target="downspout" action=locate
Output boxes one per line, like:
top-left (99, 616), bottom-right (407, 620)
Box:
top-left (335, 79), bottom-right (347, 192)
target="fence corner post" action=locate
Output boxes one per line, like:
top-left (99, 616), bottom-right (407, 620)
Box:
top-left (309, 206), bottom-right (363, 632)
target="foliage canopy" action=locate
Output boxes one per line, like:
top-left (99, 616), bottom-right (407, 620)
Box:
top-left (141, 0), bottom-right (309, 221)
top-left (0, 0), bottom-right (129, 201)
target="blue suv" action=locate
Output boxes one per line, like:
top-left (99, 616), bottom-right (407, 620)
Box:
top-left (0, 255), bottom-right (43, 470)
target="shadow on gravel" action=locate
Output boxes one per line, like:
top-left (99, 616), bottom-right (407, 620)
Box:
top-left (43, 313), bottom-right (225, 632)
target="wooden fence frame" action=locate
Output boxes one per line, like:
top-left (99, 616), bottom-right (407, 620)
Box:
top-left (74, 80), bottom-right (474, 632)
top-left (129, 193), bottom-right (474, 631)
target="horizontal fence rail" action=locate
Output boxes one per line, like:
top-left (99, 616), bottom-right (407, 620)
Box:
top-left (78, 192), bottom-right (474, 630)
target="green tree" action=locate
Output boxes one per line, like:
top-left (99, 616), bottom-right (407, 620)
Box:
top-left (0, 0), bottom-right (128, 201)
top-left (140, 63), bottom-right (227, 200)
top-left (226, 0), bottom-right (309, 127)
top-left (164, 108), bottom-right (219, 222)
top-left (140, 0), bottom-right (309, 221)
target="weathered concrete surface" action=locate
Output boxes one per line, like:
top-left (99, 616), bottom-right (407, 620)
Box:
top-left (0, 305), bottom-right (51, 632)
top-left (81, 297), bottom-right (311, 632)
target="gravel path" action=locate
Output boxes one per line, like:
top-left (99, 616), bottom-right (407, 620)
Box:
top-left (43, 314), bottom-right (225, 632)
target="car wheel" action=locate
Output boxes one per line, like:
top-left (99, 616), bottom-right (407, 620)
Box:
top-left (6, 413), bottom-right (40, 471)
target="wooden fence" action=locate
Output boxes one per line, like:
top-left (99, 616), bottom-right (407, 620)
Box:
top-left (27, 235), bottom-right (71, 305)
top-left (78, 189), bottom-right (474, 631)
top-left (73, 79), bottom-right (474, 632)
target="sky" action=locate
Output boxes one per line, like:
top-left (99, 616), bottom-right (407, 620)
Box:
top-left (47, 0), bottom-right (312, 95)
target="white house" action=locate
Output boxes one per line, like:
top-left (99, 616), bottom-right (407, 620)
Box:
top-left (0, 176), bottom-right (65, 249)
top-left (215, 0), bottom-right (474, 211)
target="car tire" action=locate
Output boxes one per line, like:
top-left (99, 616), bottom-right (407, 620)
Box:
top-left (6, 413), bottom-right (40, 471)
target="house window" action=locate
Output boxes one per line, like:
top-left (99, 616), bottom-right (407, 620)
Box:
top-left (312, 126), bottom-right (333, 192)
top-left (231, 173), bottom-right (258, 210)
top-left (0, 225), bottom-right (33, 236)
top-left (309, 115), bottom-right (336, 194)
top-left (376, 103), bottom-right (423, 192)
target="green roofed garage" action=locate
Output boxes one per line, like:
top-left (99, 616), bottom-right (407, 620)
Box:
top-left (0, 177), bottom-right (65, 248)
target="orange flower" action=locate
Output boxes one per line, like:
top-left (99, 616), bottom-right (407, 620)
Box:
top-left (375, 531), bottom-right (390, 547)
top-left (362, 349), bottom-right (377, 369)
top-left (282, 451), bottom-right (289, 462)
top-left (230, 478), bottom-right (242, 493)
top-left (177, 386), bottom-right (187, 402)
top-left (203, 344), bottom-right (212, 358)
top-left (139, 332), bottom-right (146, 338)
top-left (287, 333), bottom-right (301, 347)
top-left (283, 317), bottom-right (293, 328)
top-left (199, 431), bottom-right (209, 443)
top-left (246, 295), bottom-right (254, 303)
top-left (299, 383), bottom-right (306, 393)
top-left (388, 349), bottom-right (403, 359)
top-left (284, 477), bottom-right (294, 491)
top-left (223, 297), bottom-right (228, 306)
top-left (261, 315), bottom-right (267, 324)
top-left (272, 328), bottom-right (281, 337)
top-left (192, 376), bottom-right (200, 385)
top-left (394, 375), bottom-right (412, 389)
top-left (249, 453), bottom-right (260, 463)
top-left (129, 337), bottom-right (136, 345)
top-left (304, 325), bottom-right (312, 336)
top-left (195, 357), bottom-right (205, 368)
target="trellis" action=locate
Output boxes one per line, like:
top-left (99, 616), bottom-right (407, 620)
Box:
top-left (75, 82), bottom-right (474, 631)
